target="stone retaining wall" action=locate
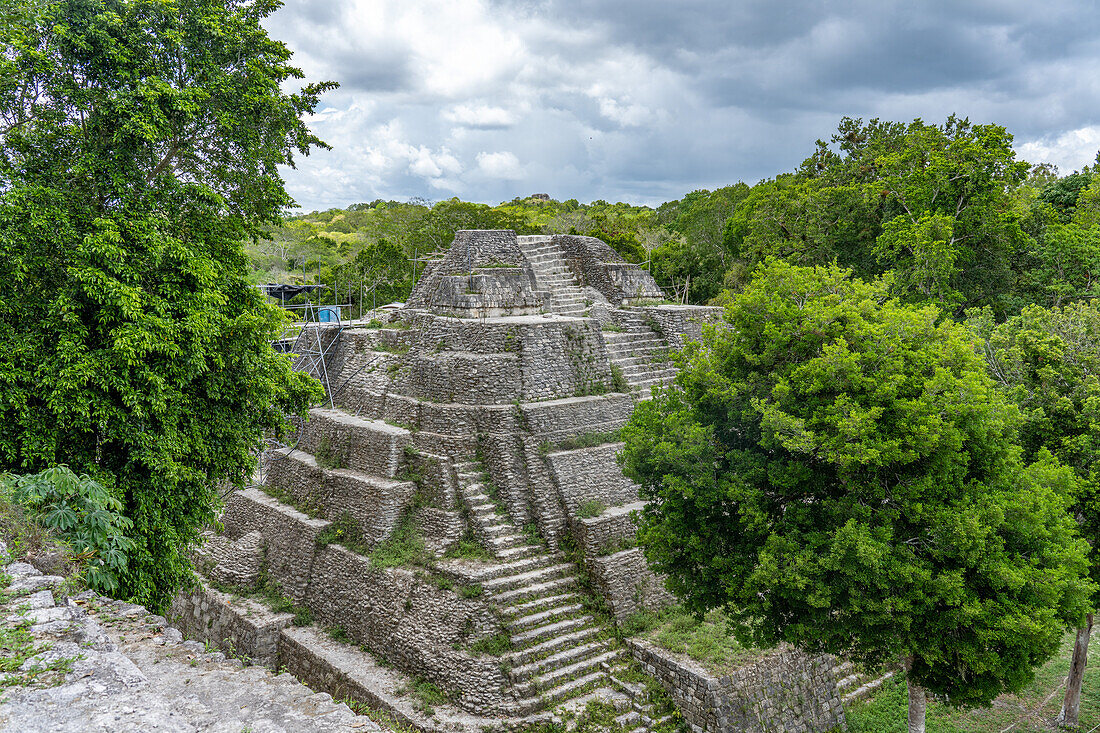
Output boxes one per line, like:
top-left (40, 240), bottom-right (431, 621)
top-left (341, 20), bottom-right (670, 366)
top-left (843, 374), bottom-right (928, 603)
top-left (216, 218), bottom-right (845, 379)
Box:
top-left (627, 638), bottom-right (846, 733)
top-left (589, 548), bottom-right (674, 623)
top-left (547, 443), bottom-right (640, 514)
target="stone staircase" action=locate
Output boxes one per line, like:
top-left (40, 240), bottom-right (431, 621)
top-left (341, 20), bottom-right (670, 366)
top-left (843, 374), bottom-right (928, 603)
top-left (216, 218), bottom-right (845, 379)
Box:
top-left (834, 660), bottom-right (894, 704)
top-left (455, 461), bottom-right (542, 562)
top-left (517, 237), bottom-right (588, 316)
top-left (453, 459), bottom-right (631, 715)
top-left (603, 312), bottom-right (677, 394)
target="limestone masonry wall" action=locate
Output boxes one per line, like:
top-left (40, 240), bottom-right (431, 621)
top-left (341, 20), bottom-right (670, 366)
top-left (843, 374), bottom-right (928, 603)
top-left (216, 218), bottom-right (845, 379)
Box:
top-left (264, 451), bottom-right (417, 547)
top-left (628, 639), bottom-right (846, 733)
top-left (634, 305), bottom-right (724, 348)
top-left (589, 548), bottom-right (675, 623)
top-left (547, 443), bottom-right (640, 514)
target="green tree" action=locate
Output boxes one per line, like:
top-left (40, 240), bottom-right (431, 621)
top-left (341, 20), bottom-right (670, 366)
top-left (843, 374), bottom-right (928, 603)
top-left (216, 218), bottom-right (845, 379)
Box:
top-left (968, 303), bottom-right (1100, 727)
top-left (620, 260), bottom-right (1094, 732)
top-left (0, 0), bottom-right (329, 609)
top-left (727, 117), bottom-right (1029, 315)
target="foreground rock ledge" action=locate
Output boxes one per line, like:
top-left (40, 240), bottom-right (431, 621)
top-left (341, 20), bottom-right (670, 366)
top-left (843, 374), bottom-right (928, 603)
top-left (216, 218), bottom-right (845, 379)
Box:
top-left (0, 543), bottom-right (379, 733)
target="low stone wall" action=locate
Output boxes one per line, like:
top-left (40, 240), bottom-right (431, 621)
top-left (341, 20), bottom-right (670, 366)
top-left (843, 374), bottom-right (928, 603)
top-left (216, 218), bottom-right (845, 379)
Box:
top-left (221, 489), bottom-right (331, 603)
top-left (169, 585), bottom-right (291, 668)
top-left (589, 548), bottom-right (674, 623)
top-left (627, 638), bottom-right (846, 733)
top-left (633, 305), bottom-right (723, 349)
top-left (573, 502), bottom-right (644, 558)
top-left (264, 451), bottom-right (417, 548)
top-left (519, 393), bottom-right (634, 440)
top-left (297, 408), bottom-right (412, 478)
top-left (547, 443), bottom-right (640, 514)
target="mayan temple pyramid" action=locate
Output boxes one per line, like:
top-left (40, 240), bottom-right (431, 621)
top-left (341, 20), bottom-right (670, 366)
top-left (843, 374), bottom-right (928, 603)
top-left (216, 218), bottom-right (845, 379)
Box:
top-left (172, 231), bottom-right (852, 732)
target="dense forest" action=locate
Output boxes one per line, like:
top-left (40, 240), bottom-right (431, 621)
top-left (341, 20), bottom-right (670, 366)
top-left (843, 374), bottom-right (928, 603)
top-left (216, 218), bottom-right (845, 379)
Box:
top-left (253, 115), bottom-right (1100, 320)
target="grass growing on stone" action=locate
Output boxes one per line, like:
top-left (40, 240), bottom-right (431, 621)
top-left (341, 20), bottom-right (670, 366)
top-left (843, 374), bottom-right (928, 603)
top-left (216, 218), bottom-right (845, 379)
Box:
top-left (847, 629), bottom-right (1098, 732)
top-left (635, 607), bottom-right (762, 674)
top-left (396, 676), bottom-right (451, 716)
top-left (341, 698), bottom-right (421, 733)
top-left (314, 436), bottom-right (346, 470)
top-left (555, 429), bottom-right (623, 452)
top-left (575, 499), bottom-right (607, 519)
top-left (260, 482), bottom-right (322, 518)
top-left (609, 364), bottom-right (630, 392)
top-left (316, 512), bottom-right (371, 555)
top-left (0, 574), bottom-right (79, 688)
top-left (369, 516), bottom-right (432, 569)
top-left (467, 632), bottom-right (512, 656)
top-left (442, 528), bottom-right (494, 561)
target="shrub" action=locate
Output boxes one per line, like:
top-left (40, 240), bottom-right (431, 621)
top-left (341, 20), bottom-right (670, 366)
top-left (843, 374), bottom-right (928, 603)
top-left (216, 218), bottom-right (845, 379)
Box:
top-left (576, 499), bottom-right (607, 519)
top-left (3, 466), bottom-right (135, 595)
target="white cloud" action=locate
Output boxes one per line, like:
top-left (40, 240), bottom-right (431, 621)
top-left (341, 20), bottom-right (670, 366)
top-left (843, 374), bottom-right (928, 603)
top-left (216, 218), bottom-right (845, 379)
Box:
top-left (1017, 126), bottom-right (1100, 173)
top-left (266, 0), bottom-right (1100, 211)
top-left (444, 104), bottom-right (521, 128)
top-left (476, 151), bottom-right (525, 180)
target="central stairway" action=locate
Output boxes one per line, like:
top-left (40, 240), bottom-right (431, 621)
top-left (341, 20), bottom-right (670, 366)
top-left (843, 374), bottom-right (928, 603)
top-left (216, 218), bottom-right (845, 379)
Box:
top-left (517, 237), bottom-right (588, 316)
top-left (604, 311), bottom-right (678, 394)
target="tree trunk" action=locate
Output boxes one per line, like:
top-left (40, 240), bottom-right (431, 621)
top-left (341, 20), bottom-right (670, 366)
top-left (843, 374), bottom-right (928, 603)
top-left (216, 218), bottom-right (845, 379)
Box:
top-left (1057, 613), bottom-right (1093, 728)
top-left (908, 680), bottom-right (927, 733)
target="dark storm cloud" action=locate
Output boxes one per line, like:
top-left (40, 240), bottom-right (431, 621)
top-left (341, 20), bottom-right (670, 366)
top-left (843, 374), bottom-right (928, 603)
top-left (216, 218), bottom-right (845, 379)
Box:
top-left (267, 0), bottom-right (1100, 211)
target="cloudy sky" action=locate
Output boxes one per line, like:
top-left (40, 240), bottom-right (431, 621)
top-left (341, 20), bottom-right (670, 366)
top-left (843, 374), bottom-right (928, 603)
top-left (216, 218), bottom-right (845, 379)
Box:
top-left (264, 0), bottom-right (1100, 212)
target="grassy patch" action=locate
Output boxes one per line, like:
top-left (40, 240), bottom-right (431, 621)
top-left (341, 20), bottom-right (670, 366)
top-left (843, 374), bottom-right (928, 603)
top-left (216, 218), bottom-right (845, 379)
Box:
top-left (642, 607), bottom-right (762, 674)
top-left (261, 482), bottom-right (322, 518)
top-left (468, 632), bottom-right (513, 656)
top-left (609, 364), bottom-right (630, 393)
top-left (576, 499), bottom-right (607, 519)
top-left (457, 584), bottom-right (483, 599)
top-left (847, 629), bottom-right (1099, 732)
top-left (601, 322), bottom-right (625, 332)
top-left (316, 512), bottom-right (371, 555)
top-left (442, 529), bottom-right (493, 561)
top-left (396, 676), bottom-right (451, 716)
top-left (556, 429), bottom-right (623, 452)
top-left (314, 436), bottom-right (346, 470)
top-left (370, 515), bottom-right (432, 569)
top-left (341, 698), bottom-right (420, 733)
top-left (0, 575), bottom-right (78, 688)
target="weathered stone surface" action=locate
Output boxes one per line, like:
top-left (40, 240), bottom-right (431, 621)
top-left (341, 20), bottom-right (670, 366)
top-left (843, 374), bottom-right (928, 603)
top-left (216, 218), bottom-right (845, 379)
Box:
top-left (0, 556), bottom-right (377, 733)
top-left (589, 548), bottom-right (675, 622)
top-left (628, 638), bottom-right (846, 733)
top-left (547, 443), bottom-right (640, 514)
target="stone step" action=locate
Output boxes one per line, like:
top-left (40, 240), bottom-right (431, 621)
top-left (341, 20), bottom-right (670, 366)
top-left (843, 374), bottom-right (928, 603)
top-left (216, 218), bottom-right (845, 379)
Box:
top-left (496, 544), bottom-right (543, 562)
top-left (618, 363), bottom-right (675, 376)
top-left (842, 672), bottom-right (895, 704)
top-left (487, 534), bottom-right (527, 551)
top-left (522, 650), bottom-right (623, 697)
top-left (836, 674), bottom-right (860, 691)
top-left (604, 344), bottom-right (666, 356)
top-left (494, 575), bottom-right (579, 605)
top-left (507, 603), bottom-right (585, 633)
top-left (510, 641), bottom-right (609, 683)
top-left (483, 563), bottom-right (575, 593)
top-left (511, 616), bottom-right (596, 649)
top-left (468, 503), bottom-right (499, 518)
top-left (603, 338), bottom-right (665, 350)
top-left (501, 592), bottom-right (579, 619)
top-left (505, 626), bottom-right (603, 666)
top-left (517, 670), bottom-right (607, 708)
